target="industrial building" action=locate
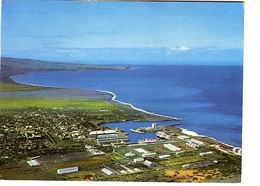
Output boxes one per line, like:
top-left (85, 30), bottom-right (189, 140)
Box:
top-left (57, 166), bottom-right (79, 174)
top-left (190, 139), bottom-right (205, 146)
top-left (89, 128), bottom-right (128, 145)
top-left (143, 160), bottom-right (156, 167)
top-left (177, 135), bottom-right (189, 140)
top-left (101, 168), bottom-right (116, 176)
top-left (120, 170), bottom-right (127, 174)
top-left (124, 151), bottom-right (136, 157)
top-left (96, 134), bottom-right (128, 144)
top-left (182, 164), bottom-right (190, 168)
top-left (233, 147), bottom-right (242, 156)
top-left (142, 152), bottom-right (157, 157)
top-left (159, 154), bottom-right (171, 159)
top-left (120, 164), bottom-right (134, 173)
top-left (89, 129), bottom-right (118, 136)
top-left (27, 159), bottom-right (40, 166)
top-left (199, 151), bottom-right (213, 156)
top-left (163, 143), bottom-right (181, 151)
top-left (133, 158), bottom-right (144, 163)
top-left (186, 141), bottom-right (200, 148)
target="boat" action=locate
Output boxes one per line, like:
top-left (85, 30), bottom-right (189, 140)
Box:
top-left (138, 138), bottom-right (157, 144)
top-left (156, 131), bottom-right (166, 139)
top-left (130, 128), bottom-right (145, 134)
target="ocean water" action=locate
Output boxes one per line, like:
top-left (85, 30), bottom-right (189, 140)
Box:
top-left (12, 65), bottom-right (242, 147)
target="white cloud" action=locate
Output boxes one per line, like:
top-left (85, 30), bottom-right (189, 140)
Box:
top-left (169, 46), bottom-right (190, 51)
top-left (178, 46), bottom-right (190, 51)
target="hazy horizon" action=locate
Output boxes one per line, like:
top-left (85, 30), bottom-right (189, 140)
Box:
top-left (2, 0), bottom-right (243, 66)
top-left (1, 56), bottom-right (242, 66)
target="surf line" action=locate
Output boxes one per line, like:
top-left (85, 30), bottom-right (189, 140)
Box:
top-left (97, 89), bottom-right (181, 121)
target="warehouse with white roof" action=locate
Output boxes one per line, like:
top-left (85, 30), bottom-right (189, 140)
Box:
top-left (57, 166), bottom-right (78, 174)
top-left (101, 168), bottom-right (116, 176)
top-left (163, 144), bottom-right (181, 151)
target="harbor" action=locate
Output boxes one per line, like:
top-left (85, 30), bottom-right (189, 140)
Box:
top-left (130, 122), bottom-right (181, 133)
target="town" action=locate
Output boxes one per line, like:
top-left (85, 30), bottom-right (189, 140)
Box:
top-left (0, 104), bottom-right (143, 165)
top-left (0, 106), bottom-right (241, 182)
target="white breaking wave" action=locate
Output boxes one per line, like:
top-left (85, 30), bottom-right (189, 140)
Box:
top-left (96, 89), bottom-right (179, 120)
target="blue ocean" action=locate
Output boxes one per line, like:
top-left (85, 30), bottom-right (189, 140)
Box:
top-left (12, 65), bottom-right (242, 147)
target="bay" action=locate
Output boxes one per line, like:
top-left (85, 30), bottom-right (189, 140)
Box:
top-left (12, 65), bottom-right (243, 147)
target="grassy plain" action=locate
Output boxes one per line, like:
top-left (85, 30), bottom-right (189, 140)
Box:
top-left (0, 82), bottom-right (47, 92)
top-left (0, 161), bottom-right (56, 180)
top-left (0, 98), bottom-right (114, 110)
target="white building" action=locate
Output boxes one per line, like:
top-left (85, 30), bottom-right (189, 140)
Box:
top-left (120, 164), bottom-right (134, 173)
top-left (182, 164), bottom-right (190, 168)
top-left (159, 154), bottom-right (171, 159)
top-left (177, 135), bottom-right (189, 140)
top-left (27, 159), bottom-right (40, 166)
top-left (85, 145), bottom-right (93, 150)
top-left (125, 151), bottom-right (136, 157)
top-left (199, 151), bottom-right (213, 156)
top-left (186, 141), bottom-right (199, 148)
top-left (163, 144), bottom-right (181, 151)
top-left (57, 166), bottom-right (79, 174)
top-left (133, 158), bottom-right (144, 163)
top-left (190, 139), bottom-right (205, 146)
top-left (89, 129), bottom-right (117, 136)
top-left (120, 170), bottom-right (127, 174)
top-left (143, 160), bottom-right (156, 167)
top-left (142, 152), bottom-right (157, 157)
top-left (101, 168), bottom-right (115, 176)
top-left (96, 134), bottom-right (128, 144)
top-left (152, 123), bottom-right (157, 129)
top-left (233, 147), bottom-right (242, 156)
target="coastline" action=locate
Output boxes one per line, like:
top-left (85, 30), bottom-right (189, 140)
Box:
top-left (96, 89), bottom-right (180, 121)
top-left (9, 73), bottom-right (240, 149)
top-left (180, 128), bottom-right (240, 149)
top-left (10, 75), bottom-right (180, 121)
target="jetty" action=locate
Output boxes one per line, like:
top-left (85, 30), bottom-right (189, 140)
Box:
top-left (130, 123), bottom-right (181, 134)
top-left (130, 128), bottom-right (145, 134)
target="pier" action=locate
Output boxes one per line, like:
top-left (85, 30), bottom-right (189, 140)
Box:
top-left (130, 123), bottom-right (181, 134)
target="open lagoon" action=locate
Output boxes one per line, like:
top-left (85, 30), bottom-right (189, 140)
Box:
top-left (12, 65), bottom-right (242, 147)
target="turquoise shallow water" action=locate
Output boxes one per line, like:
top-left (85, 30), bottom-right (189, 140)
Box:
top-left (12, 65), bottom-right (242, 147)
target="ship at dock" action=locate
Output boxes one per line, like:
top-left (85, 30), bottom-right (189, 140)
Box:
top-left (130, 123), bottom-right (181, 134)
top-left (138, 138), bottom-right (158, 144)
top-left (130, 128), bottom-right (145, 134)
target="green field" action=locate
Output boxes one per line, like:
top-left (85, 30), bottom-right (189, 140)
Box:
top-left (0, 98), bottom-right (114, 110)
top-left (0, 82), bottom-right (47, 92)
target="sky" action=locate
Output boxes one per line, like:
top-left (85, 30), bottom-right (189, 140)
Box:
top-left (1, 0), bottom-right (244, 65)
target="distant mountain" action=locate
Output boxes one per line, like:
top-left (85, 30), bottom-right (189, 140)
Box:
top-left (0, 57), bottom-right (131, 83)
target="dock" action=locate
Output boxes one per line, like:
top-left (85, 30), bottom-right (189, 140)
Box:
top-left (130, 123), bottom-right (181, 134)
